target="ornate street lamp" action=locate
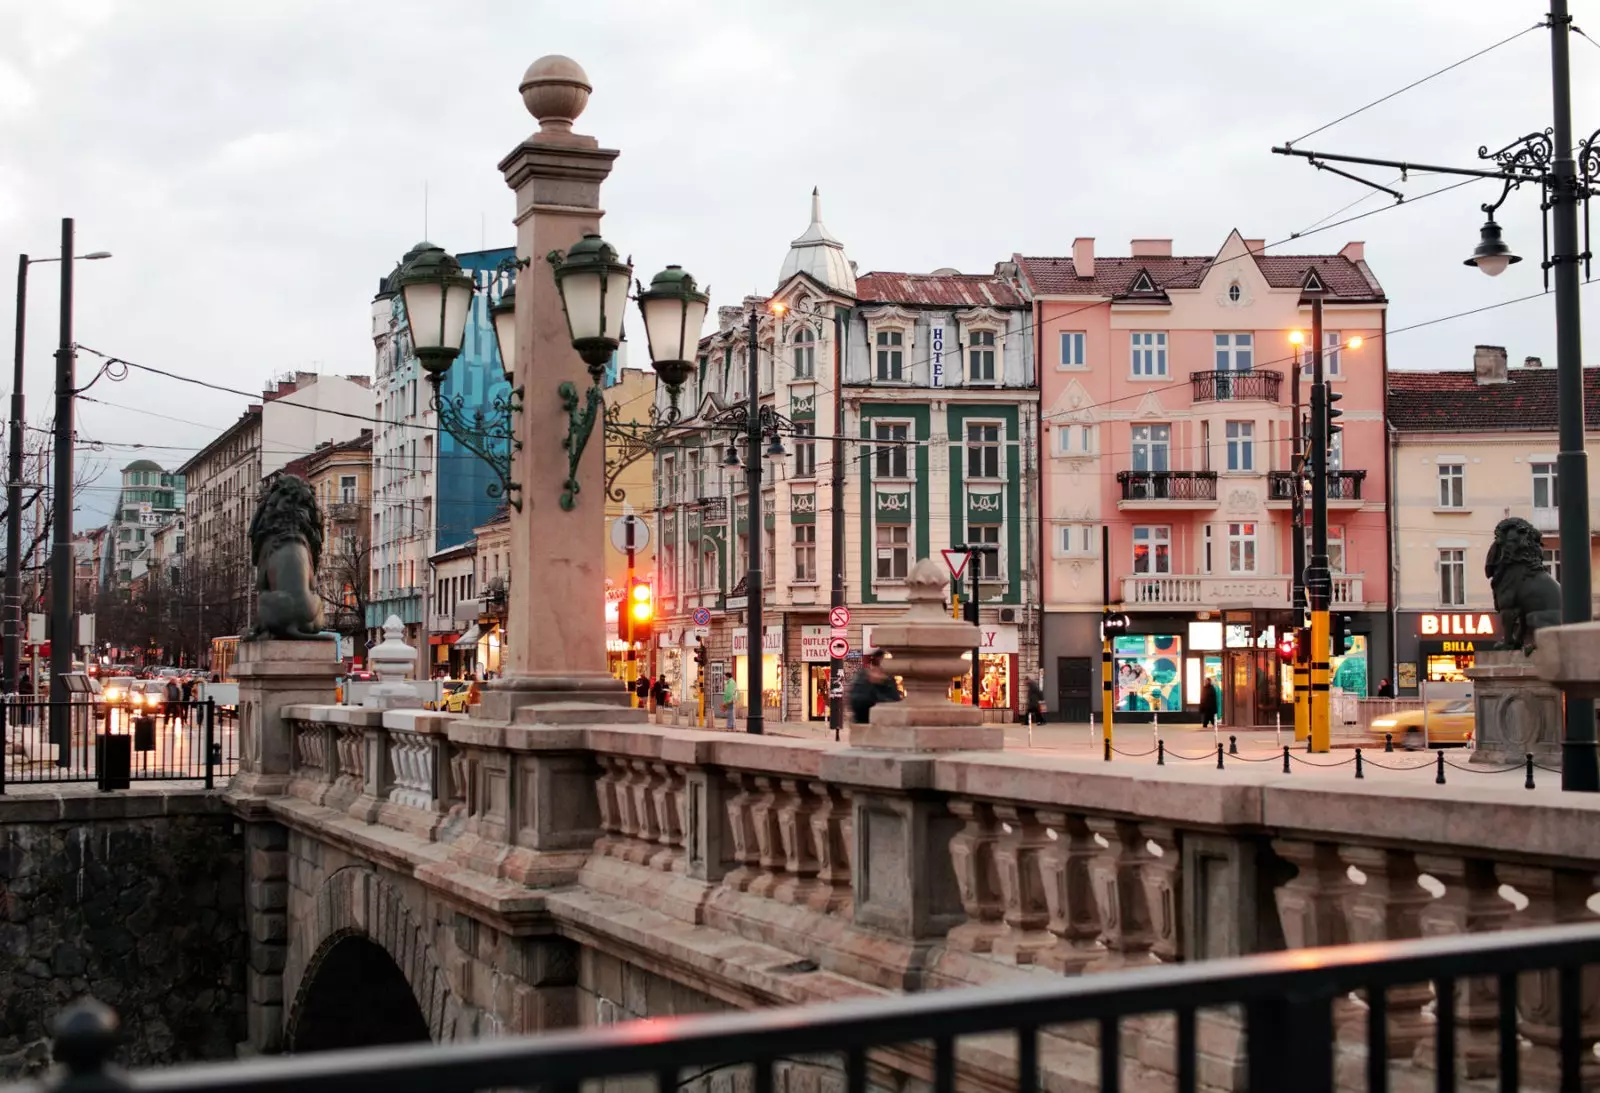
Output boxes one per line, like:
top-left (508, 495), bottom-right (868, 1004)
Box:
top-left (1463, 216), bottom-right (1522, 277)
top-left (395, 244), bottom-right (475, 379)
top-left (549, 233), bottom-right (632, 375)
top-left (489, 277), bottom-right (518, 382)
top-left (636, 264), bottom-right (710, 411)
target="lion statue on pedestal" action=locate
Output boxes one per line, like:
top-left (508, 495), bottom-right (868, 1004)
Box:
top-left (1486, 516), bottom-right (1563, 654)
top-left (244, 474), bottom-right (326, 641)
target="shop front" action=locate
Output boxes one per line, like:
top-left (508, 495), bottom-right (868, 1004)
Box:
top-left (863, 622), bottom-right (1019, 714)
top-left (1112, 612), bottom-right (1292, 726)
top-left (656, 628), bottom-right (685, 707)
top-left (1394, 611), bottom-right (1500, 693)
top-left (800, 624), bottom-right (832, 720)
top-left (733, 624), bottom-right (783, 713)
top-left (428, 632), bottom-right (458, 677)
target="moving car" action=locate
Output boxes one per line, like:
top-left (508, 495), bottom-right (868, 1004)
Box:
top-left (424, 681), bottom-right (474, 714)
top-left (129, 680), bottom-right (168, 713)
top-left (101, 676), bottom-right (138, 709)
top-left (1369, 700), bottom-right (1474, 748)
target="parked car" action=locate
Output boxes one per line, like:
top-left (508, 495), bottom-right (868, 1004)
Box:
top-left (1369, 700), bottom-right (1474, 749)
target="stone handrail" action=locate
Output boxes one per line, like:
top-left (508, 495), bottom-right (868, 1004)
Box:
top-left (267, 705), bottom-right (1600, 1087)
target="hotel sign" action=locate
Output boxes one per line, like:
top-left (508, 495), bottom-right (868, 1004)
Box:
top-left (1417, 613), bottom-right (1499, 638)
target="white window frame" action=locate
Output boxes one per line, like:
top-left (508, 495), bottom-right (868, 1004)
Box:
top-left (1203, 524), bottom-right (1214, 574)
top-left (1058, 524), bottom-right (1097, 556)
top-left (1130, 331), bottom-right (1168, 378)
top-left (1227, 522), bottom-right (1257, 574)
top-left (1057, 424), bottom-right (1097, 455)
top-left (1437, 464), bottom-right (1465, 509)
top-left (875, 328), bottom-right (906, 382)
top-left (874, 421), bottom-right (910, 479)
top-left (791, 325), bottom-right (816, 381)
top-left (1214, 333), bottom-right (1254, 372)
top-left (1225, 421), bottom-right (1255, 472)
top-left (1302, 331), bottom-right (1345, 378)
top-left (966, 421), bottom-right (1002, 479)
top-left (793, 423), bottom-right (816, 479)
top-left (339, 475), bottom-right (357, 504)
top-left (966, 327), bottom-right (999, 384)
top-left (1544, 547), bottom-right (1562, 583)
top-left (1532, 461), bottom-right (1559, 510)
top-left (1132, 525), bottom-right (1172, 575)
top-left (969, 523), bottom-right (1002, 579)
top-left (876, 523), bottom-right (910, 581)
top-left (1439, 548), bottom-right (1466, 606)
top-left (793, 523), bottom-right (816, 583)
top-left (1060, 331), bottom-right (1087, 369)
top-left (1131, 424), bottom-right (1171, 473)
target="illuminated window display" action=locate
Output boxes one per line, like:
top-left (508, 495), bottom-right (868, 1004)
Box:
top-left (1332, 635), bottom-right (1369, 696)
top-left (1114, 634), bottom-right (1183, 712)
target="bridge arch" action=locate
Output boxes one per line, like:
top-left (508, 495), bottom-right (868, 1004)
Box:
top-left (285, 865), bottom-right (458, 1050)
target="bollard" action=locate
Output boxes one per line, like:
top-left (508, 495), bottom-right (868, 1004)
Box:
top-left (1385, 732), bottom-right (1394, 753)
top-left (50, 997), bottom-right (122, 1089)
top-left (1216, 741), bottom-right (1224, 769)
top-left (1355, 748), bottom-right (1364, 779)
top-left (1435, 751), bottom-right (1446, 785)
top-left (1305, 736), bottom-right (1312, 754)
top-left (1526, 752), bottom-right (1535, 790)
top-left (1104, 737), bottom-right (1111, 763)
top-left (1229, 734), bottom-right (1238, 755)
top-left (1282, 745), bottom-right (1291, 774)
top-left (1157, 739), bottom-right (1165, 766)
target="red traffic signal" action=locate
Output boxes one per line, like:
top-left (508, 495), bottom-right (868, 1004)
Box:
top-left (618, 578), bottom-right (655, 645)
top-left (1276, 632), bottom-right (1297, 661)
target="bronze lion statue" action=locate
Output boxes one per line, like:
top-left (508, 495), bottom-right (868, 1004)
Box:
top-left (244, 474), bottom-right (326, 641)
top-left (1486, 516), bottom-right (1563, 654)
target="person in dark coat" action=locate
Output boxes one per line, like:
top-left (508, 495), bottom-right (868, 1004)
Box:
top-left (1200, 676), bottom-right (1220, 730)
top-left (651, 676), bottom-right (670, 708)
top-left (633, 675), bottom-right (651, 704)
top-left (848, 651), bottom-right (901, 724)
top-left (1023, 678), bottom-right (1046, 727)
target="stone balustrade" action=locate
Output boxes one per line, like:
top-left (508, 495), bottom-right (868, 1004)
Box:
top-left (262, 704), bottom-right (1600, 1089)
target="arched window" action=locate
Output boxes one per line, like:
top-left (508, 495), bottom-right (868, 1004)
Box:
top-left (791, 326), bottom-right (816, 380)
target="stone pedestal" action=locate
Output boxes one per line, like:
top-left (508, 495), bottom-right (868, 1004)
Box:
top-left (1468, 649), bottom-right (1562, 765)
top-left (231, 639), bottom-right (341, 797)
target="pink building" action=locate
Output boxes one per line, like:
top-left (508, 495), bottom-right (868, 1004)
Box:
top-left (1018, 231), bottom-right (1389, 727)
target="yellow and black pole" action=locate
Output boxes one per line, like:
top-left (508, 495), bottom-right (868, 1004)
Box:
top-left (1101, 524), bottom-right (1115, 754)
top-left (1307, 295), bottom-right (1333, 752)
top-left (1289, 334), bottom-right (1310, 742)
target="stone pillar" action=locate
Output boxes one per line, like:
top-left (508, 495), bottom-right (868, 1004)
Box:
top-left (477, 55), bottom-right (638, 726)
top-left (990, 805), bottom-right (1055, 965)
top-left (242, 821), bottom-right (289, 1054)
top-left (1034, 810), bottom-right (1104, 973)
top-left (232, 639), bottom-right (341, 798)
top-left (366, 615), bottom-right (422, 710)
top-left (1469, 649), bottom-right (1562, 765)
top-left (853, 558), bottom-right (1000, 750)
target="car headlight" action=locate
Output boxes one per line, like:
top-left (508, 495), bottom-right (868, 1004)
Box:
top-left (1373, 719), bottom-right (1397, 728)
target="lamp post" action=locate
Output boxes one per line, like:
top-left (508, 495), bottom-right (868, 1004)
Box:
top-left (1273, 0), bottom-right (1599, 788)
top-left (8, 245), bottom-right (109, 703)
top-left (1288, 330), bottom-right (1309, 744)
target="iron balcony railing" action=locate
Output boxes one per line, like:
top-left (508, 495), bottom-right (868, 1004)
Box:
top-left (1116, 469), bottom-right (1218, 502)
top-left (1267, 468), bottom-right (1368, 501)
top-left (18, 922), bottom-right (1600, 1093)
top-left (1190, 368), bottom-right (1282, 402)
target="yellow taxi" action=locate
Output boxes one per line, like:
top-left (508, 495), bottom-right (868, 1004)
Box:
top-left (1369, 699), bottom-right (1474, 749)
top-left (426, 681), bottom-right (475, 714)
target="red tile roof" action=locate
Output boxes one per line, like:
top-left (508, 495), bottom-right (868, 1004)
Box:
top-left (854, 271), bottom-right (1026, 308)
top-left (1388, 368), bottom-right (1600, 431)
top-left (1016, 251), bottom-right (1384, 301)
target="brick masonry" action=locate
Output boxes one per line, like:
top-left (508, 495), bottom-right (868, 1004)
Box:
top-left (0, 790), bottom-right (246, 1078)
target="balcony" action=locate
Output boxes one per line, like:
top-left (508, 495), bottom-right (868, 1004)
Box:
top-left (1332, 575), bottom-right (1366, 605)
top-left (1190, 369), bottom-right (1282, 403)
top-left (1122, 573), bottom-right (1290, 607)
top-left (327, 501), bottom-right (366, 522)
top-left (1116, 470), bottom-right (1218, 507)
top-left (1266, 469), bottom-right (1368, 506)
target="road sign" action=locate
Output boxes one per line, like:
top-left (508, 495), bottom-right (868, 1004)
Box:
top-left (609, 514), bottom-right (651, 554)
top-left (941, 548), bottom-right (970, 582)
top-left (829, 605), bottom-right (851, 630)
top-left (828, 636), bottom-right (850, 659)
top-left (691, 607), bottom-right (711, 627)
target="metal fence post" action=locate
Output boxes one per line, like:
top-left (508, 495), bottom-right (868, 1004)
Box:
top-left (204, 698), bottom-right (216, 789)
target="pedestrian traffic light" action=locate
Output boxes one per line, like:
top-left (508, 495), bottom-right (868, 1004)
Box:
top-left (1277, 631), bottom-right (1297, 661)
top-left (1324, 384), bottom-right (1344, 440)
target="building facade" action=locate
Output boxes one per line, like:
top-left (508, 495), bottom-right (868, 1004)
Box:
top-left (1023, 232), bottom-right (1389, 726)
top-left (651, 192), bottom-right (1039, 724)
top-left (101, 459), bottom-right (185, 588)
top-left (1386, 348), bottom-right (1595, 694)
top-left (367, 244), bottom-right (516, 647)
top-left (277, 430), bottom-right (374, 646)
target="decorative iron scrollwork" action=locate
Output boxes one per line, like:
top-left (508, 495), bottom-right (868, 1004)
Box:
top-left (431, 385), bottom-right (523, 511)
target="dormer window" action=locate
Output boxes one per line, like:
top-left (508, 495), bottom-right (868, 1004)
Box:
top-left (791, 325), bottom-right (816, 380)
top-left (968, 330), bottom-right (997, 383)
top-left (875, 330), bottom-right (905, 381)
top-left (1130, 270), bottom-right (1156, 293)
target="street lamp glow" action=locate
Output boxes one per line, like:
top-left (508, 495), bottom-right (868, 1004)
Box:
top-left (1288, 330), bottom-right (1305, 346)
top-left (636, 264), bottom-right (710, 393)
top-left (1464, 216), bottom-right (1522, 277)
top-left (395, 243), bottom-right (475, 379)
top-left (550, 233), bottom-right (632, 370)
top-left (769, 300), bottom-right (787, 316)
top-left (1345, 335), bottom-right (1363, 350)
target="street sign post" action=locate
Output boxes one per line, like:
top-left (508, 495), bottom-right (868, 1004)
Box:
top-left (829, 605), bottom-right (850, 630)
top-left (828, 636), bottom-right (850, 659)
top-left (609, 514), bottom-right (651, 554)
top-left (692, 607), bottom-right (711, 627)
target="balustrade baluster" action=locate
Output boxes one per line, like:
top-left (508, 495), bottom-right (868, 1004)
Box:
top-left (946, 799), bottom-right (1005, 953)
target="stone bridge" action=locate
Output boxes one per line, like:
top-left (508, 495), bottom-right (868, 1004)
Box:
top-left (217, 644), bottom-right (1600, 1089)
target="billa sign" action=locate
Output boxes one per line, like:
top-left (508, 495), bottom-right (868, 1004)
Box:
top-left (1417, 613), bottom-right (1499, 639)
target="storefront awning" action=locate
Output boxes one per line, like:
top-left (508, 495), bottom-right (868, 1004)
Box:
top-left (429, 632), bottom-right (460, 646)
top-left (454, 624), bottom-right (481, 649)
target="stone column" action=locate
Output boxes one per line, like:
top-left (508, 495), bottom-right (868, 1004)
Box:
top-left (478, 55), bottom-right (638, 727)
top-left (1034, 810), bottom-right (1104, 974)
top-left (231, 639), bottom-right (341, 798)
top-left (242, 821), bottom-right (289, 1054)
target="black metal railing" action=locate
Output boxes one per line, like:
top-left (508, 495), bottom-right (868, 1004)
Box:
top-left (16, 922), bottom-right (1600, 1093)
top-left (1190, 368), bottom-right (1282, 402)
top-left (0, 698), bottom-right (234, 792)
top-left (1268, 468), bottom-right (1368, 501)
top-left (1116, 469), bottom-right (1218, 502)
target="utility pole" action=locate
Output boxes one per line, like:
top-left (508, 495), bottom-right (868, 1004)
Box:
top-left (828, 307), bottom-right (846, 740)
top-left (1307, 296), bottom-right (1332, 753)
top-left (744, 306), bottom-right (764, 735)
top-left (1291, 340), bottom-right (1309, 743)
top-left (49, 218), bottom-right (74, 764)
top-left (7, 254), bottom-right (27, 698)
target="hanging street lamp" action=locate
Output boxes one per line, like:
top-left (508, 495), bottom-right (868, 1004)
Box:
top-left (635, 264), bottom-right (710, 413)
top-left (489, 277), bottom-right (518, 383)
top-left (548, 233), bottom-right (632, 374)
top-left (394, 243), bottom-right (475, 380)
top-left (1462, 216), bottom-right (1523, 277)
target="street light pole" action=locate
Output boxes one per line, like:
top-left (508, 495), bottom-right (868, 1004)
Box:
top-left (7, 254), bottom-right (28, 699)
top-left (1546, 0), bottom-right (1599, 792)
top-left (828, 306), bottom-right (846, 740)
top-left (49, 217), bottom-right (74, 762)
top-left (1290, 339), bottom-right (1309, 743)
top-left (744, 306), bottom-right (764, 735)
top-left (1308, 297), bottom-right (1332, 754)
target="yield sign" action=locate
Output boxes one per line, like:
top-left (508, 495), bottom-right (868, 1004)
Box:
top-left (941, 548), bottom-right (970, 582)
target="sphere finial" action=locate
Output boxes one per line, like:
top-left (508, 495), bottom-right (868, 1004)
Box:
top-left (520, 55), bottom-right (592, 132)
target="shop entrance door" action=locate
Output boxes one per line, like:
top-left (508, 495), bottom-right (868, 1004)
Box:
top-left (806, 665), bottom-right (831, 721)
top-left (1226, 653), bottom-right (1255, 727)
top-left (1056, 657), bottom-right (1092, 722)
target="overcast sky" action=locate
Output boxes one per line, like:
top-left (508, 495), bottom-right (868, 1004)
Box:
top-left (3, 0), bottom-right (1598, 521)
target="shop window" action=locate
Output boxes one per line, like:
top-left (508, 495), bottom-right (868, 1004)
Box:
top-left (1132, 525), bottom-right (1171, 574)
top-left (1112, 634), bottom-right (1183, 711)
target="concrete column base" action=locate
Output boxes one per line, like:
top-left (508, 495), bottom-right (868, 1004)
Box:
top-left (478, 673), bottom-right (644, 727)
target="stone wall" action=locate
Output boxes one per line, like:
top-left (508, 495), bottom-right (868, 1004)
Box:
top-left (0, 790), bottom-right (246, 1078)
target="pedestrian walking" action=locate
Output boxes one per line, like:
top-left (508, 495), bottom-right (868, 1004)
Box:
top-left (633, 674), bottom-right (651, 705)
top-left (651, 676), bottom-right (670, 709)
top-left (722, 672), bottom-right (738, 731)
top-left (849, 650), bottom-right (901, 724)
top-left (162, 677), bottom-right (183, 728)
top-left (1200, 675), bottom-right (1220, 731)
top-left (1377, 678), bottom-right (1395, 698)
top-left (1023, 677), bottom-right (1046, 728)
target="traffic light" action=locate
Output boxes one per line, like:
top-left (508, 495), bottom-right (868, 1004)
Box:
top-left (693, 638), bottom-right (708, 670)
top-left (1101, 612), bottom-right (1131, 637)
top-left (1331, 612), bottom-right (1354, 654)
top-left (963, 600), bottom-right (979, 625)
top-left (1276, 631), bottom-right (1297, 661)
top-left (1294, 627), bottom-right (1310, 663)
top-left (618, 579), bottom-right (654, 644)
top-left (1324, 384), bottom-right (1344, 442)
